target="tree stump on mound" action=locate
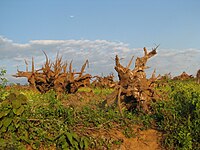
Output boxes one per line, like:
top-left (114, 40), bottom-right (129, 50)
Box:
top-left (105, 46), bottom-right (160, 113)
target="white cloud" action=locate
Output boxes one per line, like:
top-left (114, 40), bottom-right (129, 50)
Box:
top-left (30, 40), bottom-right (66, 45)
top-left (149, 48), bottom-right (200, 76)
top-left (0, 35), bottom-right (200, 84)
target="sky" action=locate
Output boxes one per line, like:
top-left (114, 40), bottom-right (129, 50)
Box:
top-left (0, 0), bottom-right (200, 83)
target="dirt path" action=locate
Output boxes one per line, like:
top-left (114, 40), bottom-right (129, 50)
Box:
top-left (116, 129), bottom-right (162, 150)
top-left (88, 127), bottom-right (162, 150)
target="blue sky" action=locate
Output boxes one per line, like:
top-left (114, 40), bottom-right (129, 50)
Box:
top-left (0, 0), bottom-right (200, 83)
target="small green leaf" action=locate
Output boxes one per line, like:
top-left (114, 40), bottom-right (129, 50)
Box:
top-left (3, 117), bottom-right (12, 128)
top-left (61, 142), bottom-right (69, 150)
top-left (32, 144), bottom-right (37, 150)
top-left (80, 139), bottom-right (84, 149)
top-left (17, 94), bottom-right (27, 104)
top-left (19, 135), bottom-right (30, 144)
top-left (13, 117), bottom-right (20, 128)
top-left (74, 141), bottom-right (79, 150)
top-left (0, 109), bottom-right (10, 118)
top-left (8, 124), bottom-right (15, 132)
top-left (0, 126), bottom-right (7, 133)
top-left (7, 93), bottom-right (16, 102)
top-left (1, 100), bottom-right (11, 108)
top-left (0, 121), bottom-right (2, 128)
top-left (18, 144), bottom-right (26, 150)
top-left (71, 132), bottom-right (79, 141)
top-left (65, 132), bottom-right (73, 145)
top-left (15, 123), bottom-right (20, 128)
top-left (0, 138), bottom-right (6, 147)
top-left (83, 138), bottom-right (89, 149)
top-left (58, 135), bottom-right (66, 144)
top-left (80, 137), bottom-right (88, 149)
top-left (13, 106), bottom-right (24, 115)
top-left (12, 99), bottom-right (21, 109)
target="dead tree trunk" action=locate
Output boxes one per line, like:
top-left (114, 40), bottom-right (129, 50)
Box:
top-left (197, 69), bottom-right (200, 84)
top-left (105, 46), bottom-right (159, 113)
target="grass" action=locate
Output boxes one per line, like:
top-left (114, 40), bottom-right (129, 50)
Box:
top-left (0, 80), bottom-right (200, 149)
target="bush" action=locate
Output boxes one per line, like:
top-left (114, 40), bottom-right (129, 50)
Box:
top-left (153, 81), bottom-right (200, 149)
top-left (0, 68), bottom-right (8, 88)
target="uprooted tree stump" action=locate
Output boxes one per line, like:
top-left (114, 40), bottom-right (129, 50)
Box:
top-left (173, 71), bottom-right (194, 80)
top-left (104, 46), bottom-right (160, 113)
top-left (13, 52), bottom-right (91, 94)
top-left (197, 69), bottom-right (200, 84)
top-left (92, 73), bottom-right (117, 88)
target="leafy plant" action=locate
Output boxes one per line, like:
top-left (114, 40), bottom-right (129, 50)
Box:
top-left (0, 68), bottom-right (8, 88)
top-left (55, 131), bottom-right (89, 150)
top-left (152, 81), bottom-right (200, 149)
top-left (0, 93), bottom-right (28, 149)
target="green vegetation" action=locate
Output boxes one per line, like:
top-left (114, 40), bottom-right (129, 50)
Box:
top-left (152, 80), bottom-right (200, 150)
top-left (0, 69), bottom-right (200, 149)
top-left (0, 68), bottom-right (8, 88)
top-left (0, 68), bottom-right (9, 100)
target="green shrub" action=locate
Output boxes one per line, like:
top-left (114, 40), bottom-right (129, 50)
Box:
top-left (55, 131), bottom-right (89, 150)
top-left (153, 81), bottom-right (200, 149)
top-left (0, 93), bottom-right (28, 149)
top-left (0, 68), bottom-right (8, 88)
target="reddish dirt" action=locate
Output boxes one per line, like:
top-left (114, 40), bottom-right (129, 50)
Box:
top-left (86, 127), bottom-right (162, 150)
top-left (116, 129), bottom-right (162, 150)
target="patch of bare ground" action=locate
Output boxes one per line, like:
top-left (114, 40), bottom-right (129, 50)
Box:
top-left (117, 129), bottom-right (162, 150)
top-left (62, 91), bottom-right (94, 108)
top-left (84, 126), bottom-right (162, 150)
top-left (61, 89), bottom-right (108, 109)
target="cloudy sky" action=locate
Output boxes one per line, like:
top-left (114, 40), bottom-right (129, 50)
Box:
top-left (0, 0), bottom-right (200, 83)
